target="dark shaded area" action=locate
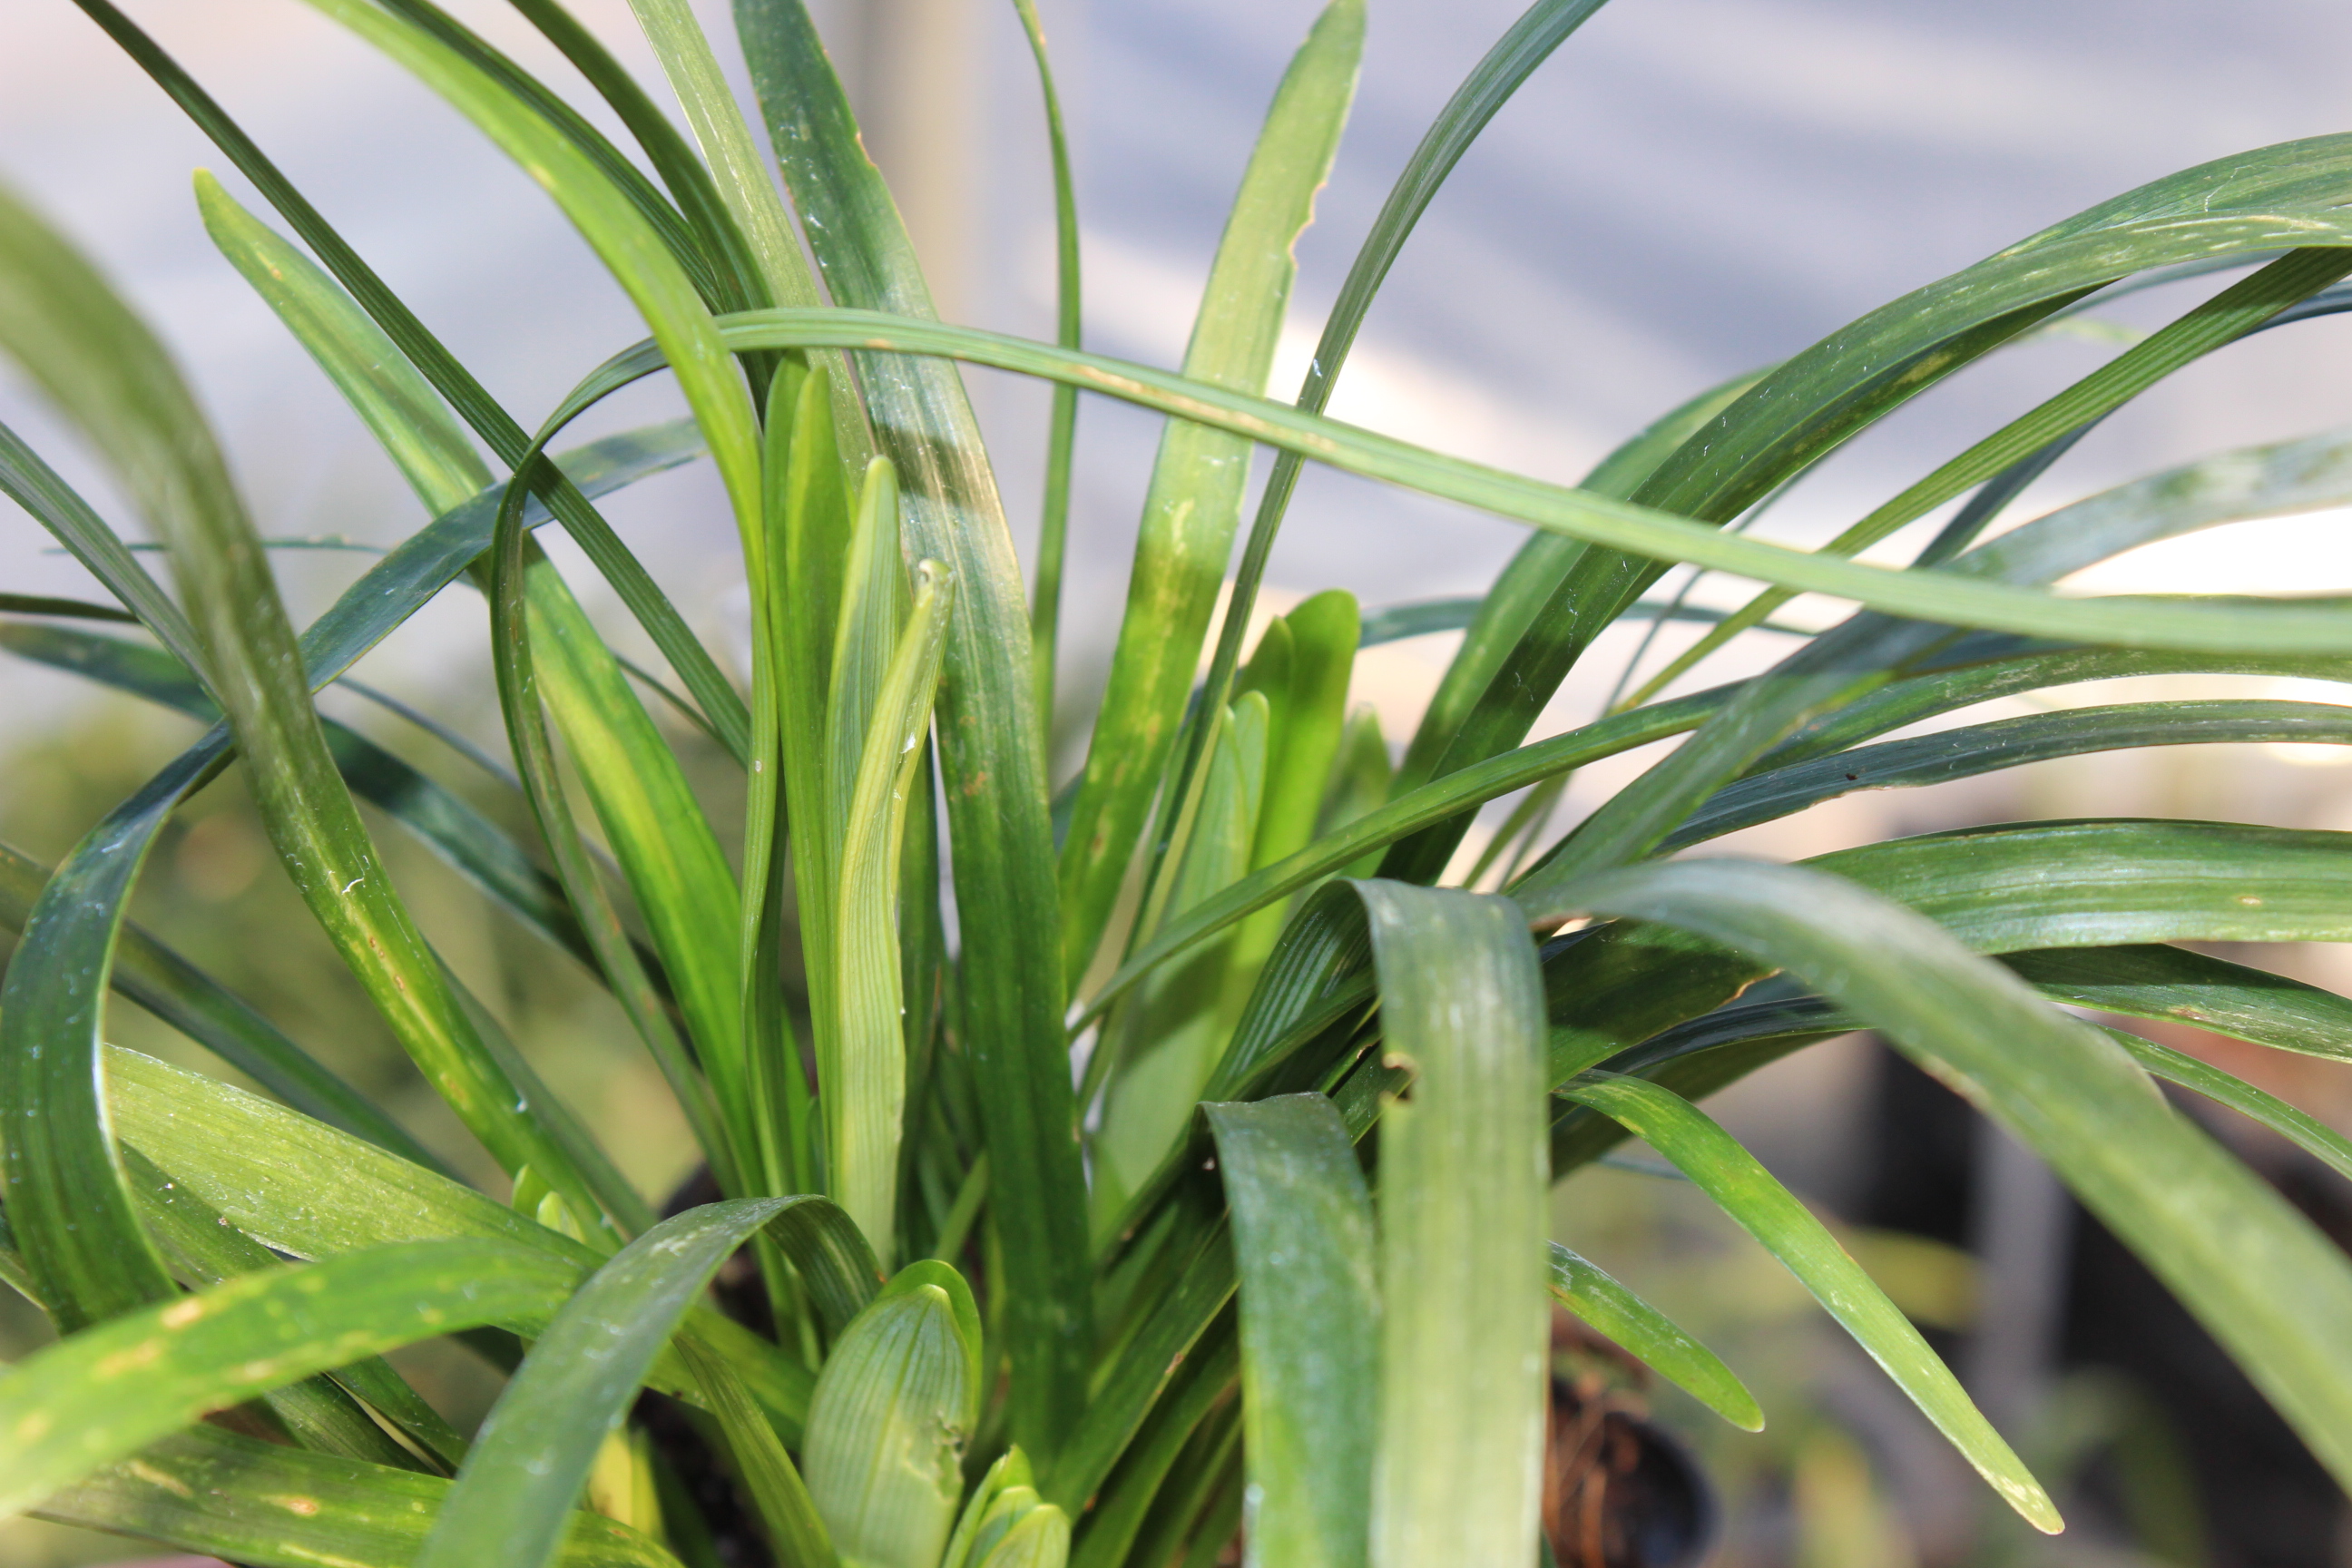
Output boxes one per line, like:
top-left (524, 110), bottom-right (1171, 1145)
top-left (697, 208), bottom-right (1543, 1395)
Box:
top-left (1544, 1318), bottom-right (1720, 1568)
top-left (1857, 1044), bottom-right (2348, 1568)
top-left (621, 1166), bottom-right (787, 1568)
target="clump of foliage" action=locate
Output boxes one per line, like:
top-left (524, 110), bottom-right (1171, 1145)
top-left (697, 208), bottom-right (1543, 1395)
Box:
top-left (7, 1), bottom-right (2352, 1564)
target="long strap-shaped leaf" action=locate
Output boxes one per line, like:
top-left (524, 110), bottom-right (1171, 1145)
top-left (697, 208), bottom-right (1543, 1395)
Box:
top-left (622, 0), bottom-right (816, 313)
top-left (275, 0), bottom-right (779, 1136)
top-left (1559, 1071), bottom-right (2053, 1527)
top-left (2004, 945), bottom-right (2352, 1062)
top-left (1357, 881), bottom-right (1550, 1568)
top-left (1664, 699), bottom-right (2352, 849)
top-left (1058, 0), bottom-right (1364, 985)
top-left (279, 0), bottom-right (765, 669)
top-left (0, 540), bottom-right (669, 995)
top-left (203, 168), bottom-right (755, 1186)
top-left (416, 1199), bottom-right (856, 1568)
top-left (194, 172), bottom-right (487, 504)
top-left (1395, 203), bottom-right (2352, 869)
top-left (0, 1238), bottom-right (583, 1516)
top-left (1531, 857), bottom-right (2352, 1505)
top-left (1551, 957), bottom-right (2352, 1185)
top-left (675, 1337), bottom-right (839, 1568)
top-left (38, 1426), bottom-right (679, 1568)
top-left (1203, 1094), bottom-right (1377, 1568)
top-left (1514, 420), bottom-right (2352, 904)
top-left (1545, 1242), bottom-right (1760, 1431)
top-left (1540, 820), bottom-right (2352, 1095)
top-left (1641, 138), bottom-right (2352, 530)
top-left (1638, 246), bottom-right (2352, 699)
top-left (2098, 1028), bottom-right (2352, 1185)
top-left (666, 310), bottom-right (2352, 655)
top-left (1009, 0), bottom-right (1083, 722)
top-left (1095, 682), bottom-right (2352, 1038)
top-left (1815, 818), bottom-right (2352, 949)
top-left (237, 181), bottom-right (743, 1175)
top-left (118, 1141), bottom-right (466, 1473)
top-left (1582, 942), bottom-right (2352, 1095)
top-left (1063, 1326), bottom-right (1240, 1568)
top-left (1200, 0), bottom-right (1615, 875)
top-left (737, 0), bottom-right (1090, 1457)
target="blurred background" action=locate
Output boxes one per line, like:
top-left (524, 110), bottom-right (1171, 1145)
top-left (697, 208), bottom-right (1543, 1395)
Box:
top-left (7, 0), bottom-right (2352, 1563)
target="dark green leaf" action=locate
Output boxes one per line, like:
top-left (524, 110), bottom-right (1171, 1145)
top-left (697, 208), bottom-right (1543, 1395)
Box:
top-left (1666, 700), bottom-right (2352, 850)
top-left (1560, 1072), bottom-right (2052, 1527)
top-left (0, 836), bottom-right (430, 1163)
top-left (1532, 858), bottom-right (2352, 1508)
top-left (738, 0), bottom-right (1091, 1457)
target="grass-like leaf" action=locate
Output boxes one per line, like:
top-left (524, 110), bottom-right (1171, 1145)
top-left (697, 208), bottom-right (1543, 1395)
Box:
top-left (2, 173), bottom-right (619, 1237)
top-left (1815, 819), bottom-right (2352, 948)
top-left (737, 0), bottom-right (1091, 1451)
top-left (37, 1426), bottom-right (679, 1568)
top-left (692, 309), bottom-right (2352, 656)
top-left (1640, 246), bottom-right (2352, 700)
top-left (2099, 1028), bottom-right (2352, 1184)
top-left (417, 1200), bottom-right (843, 1568)
top-left (2002, 945), bottom-right (2352, 1060)
top-left (1560, 1072), bottom-right (2052, 1526)
top-left (1666, 700), bottom-right (2352, 849)
top-left (1358, 882), bottom-right (1550, 1568)
top-left (0, 836), bottom-right (430, 1162)
top-left (1544, 1242), bottom-right (1762, 1432)
top-left (1534, 857), bottom-right (2352, 1507)
top-left (103, 1045), bottom-right (818, 1434)
top-left (0, 415), bottom-right (207, 678)
top-left (0, 1239), bottom-right (580, 1517)
top-left (1204, 1094), bottom-right (1377, 1568)
top-left (1058, 0), bottom-right (1363, 984)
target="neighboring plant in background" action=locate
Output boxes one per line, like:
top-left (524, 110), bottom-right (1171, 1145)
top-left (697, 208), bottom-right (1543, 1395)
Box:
top-left (8, 0), bottom-right (2352, 1564)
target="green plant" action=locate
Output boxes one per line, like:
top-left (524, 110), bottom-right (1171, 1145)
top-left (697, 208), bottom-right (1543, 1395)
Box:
top-left (7, 0), bottom-right (2352, 1564)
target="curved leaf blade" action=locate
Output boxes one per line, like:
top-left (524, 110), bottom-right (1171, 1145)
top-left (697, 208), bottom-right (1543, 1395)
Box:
top-left (38, 1426), bottom-right (679, 1568)
top-left (1559, 1072), bottom-right (2052, 1527)
top-left (2100, 1028), bottom-right (2352, 1185)
top-left (0, 1239), bottom-right (578, 1517)
top-left (1533, 857), bottom-right (2352, 1511)
top-left (0, 836), bottom-right (429, 1164)
top-left (417, 1199), bottom-right (844, 1568)
top-left (1816, 819), bottom-right (2352, 950)
top-left (1544, 1242), bottom-right (1761, 1432)
top-left (1667, 699), bottom-right (2352, 850)
top-left (685, 309), bottom-right (2352, 655)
